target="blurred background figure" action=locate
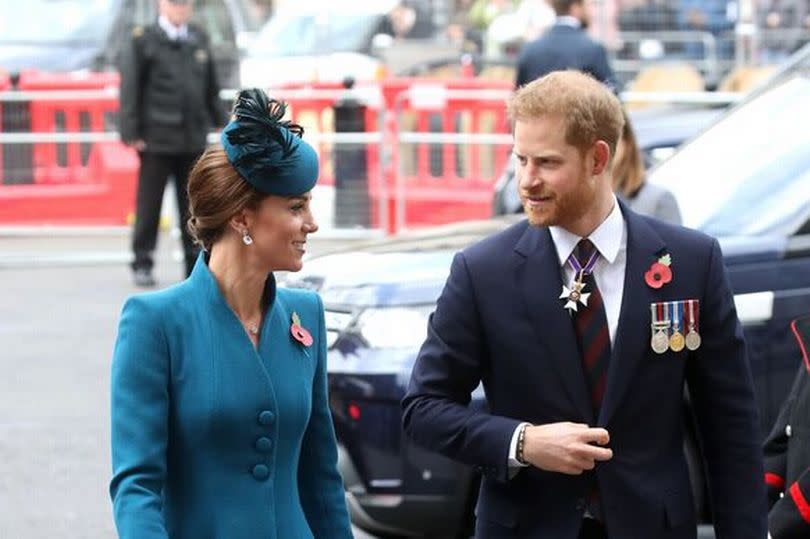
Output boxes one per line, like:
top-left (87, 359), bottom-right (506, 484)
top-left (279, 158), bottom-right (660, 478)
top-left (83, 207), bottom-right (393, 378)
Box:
top-left (247, 0), bottom-right (274, 24)
top-left (384, 1), bottom-right (435, 40)
top-left (612, 110), bottom-right (681, 224)
top-left (676, 0), bottom-right (737, 59)
top-left (447, 0), bottom-right (486, 53)
top-left (118, 0), bottom-right (227, 287)
top-left (515, 0), bottom-right (618, 88)
top-left (758, 0), bottom-right (810, 61)
top-left (466, 0), bottom-right (521, 56)
top-left (485, 0), bottom-right (556, 58)
top-left (468, 0), bottom-right (517, 31)
top-left (388, 2), bottom-right (419, 39)
top-left (516, 0), bottom-right (557, 41)
top-left (763, 315), bottom-right (810, 539)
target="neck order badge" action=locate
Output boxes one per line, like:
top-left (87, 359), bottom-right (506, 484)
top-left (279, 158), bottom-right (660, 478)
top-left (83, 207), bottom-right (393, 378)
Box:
top-left (559, 243), bottom-right (600, 314)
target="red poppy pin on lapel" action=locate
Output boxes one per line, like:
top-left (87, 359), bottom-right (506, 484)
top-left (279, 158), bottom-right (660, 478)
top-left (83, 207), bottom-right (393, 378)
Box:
top-left (290, 311), bottom-right (313, 348)
top-left (645, 253), bottom-right (673, 289)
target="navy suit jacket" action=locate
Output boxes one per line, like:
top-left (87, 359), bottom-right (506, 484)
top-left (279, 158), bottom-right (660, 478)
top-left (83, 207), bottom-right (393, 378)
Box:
top-left (402, 204), bottom-right (766, 538)
top-left (110, 255), bottom-right (352, 539)
top-left (515, 24), bottom-right (618, 89)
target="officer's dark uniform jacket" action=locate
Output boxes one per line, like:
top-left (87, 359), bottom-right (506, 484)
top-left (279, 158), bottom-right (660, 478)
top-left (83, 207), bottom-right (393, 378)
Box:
top-left (764, 315), bottom-right (810, 539)
top-left (118, 22), bottom-right (227, 154)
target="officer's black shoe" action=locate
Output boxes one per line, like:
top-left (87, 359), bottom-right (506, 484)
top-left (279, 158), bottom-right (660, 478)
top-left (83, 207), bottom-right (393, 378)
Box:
top-left (133, 268), bottom-right (156, 288)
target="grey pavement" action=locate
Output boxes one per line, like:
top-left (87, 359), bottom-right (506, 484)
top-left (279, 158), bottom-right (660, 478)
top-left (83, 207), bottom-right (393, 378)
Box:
top-left (0, 230), bottom-right (379, 539)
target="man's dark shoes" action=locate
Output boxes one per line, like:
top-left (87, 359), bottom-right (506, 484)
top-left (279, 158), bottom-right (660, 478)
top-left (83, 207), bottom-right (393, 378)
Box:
top-left (133, 268), bottom-right (156, 288)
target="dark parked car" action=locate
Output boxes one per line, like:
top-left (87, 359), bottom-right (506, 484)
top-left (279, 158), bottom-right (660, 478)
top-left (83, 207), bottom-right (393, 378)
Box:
top-left (0, 0), bottom-right (259, 88)
top-left (492, 106), bottom-right (724, 216)
top-left (285, 47), bottom-right (810, 538)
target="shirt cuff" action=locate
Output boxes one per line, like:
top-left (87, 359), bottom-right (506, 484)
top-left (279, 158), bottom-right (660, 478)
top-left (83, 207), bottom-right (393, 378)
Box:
top-left (508, 422), bottom-right (531, 471)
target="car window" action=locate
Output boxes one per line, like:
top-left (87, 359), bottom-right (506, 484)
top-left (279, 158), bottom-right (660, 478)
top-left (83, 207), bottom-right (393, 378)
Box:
top-left (648, 73), bottom-right (810, 237)
top-left (195, 0), bottom-right (236, 47)
top-left (249, 13), bottom-right (383, 57)
top-left (0, 0), bottom-right (116, 44)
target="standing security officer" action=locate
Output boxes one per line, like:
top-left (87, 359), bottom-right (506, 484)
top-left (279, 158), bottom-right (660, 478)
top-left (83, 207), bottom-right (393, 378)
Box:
top-left (119, 0), bottom-right (227, 287)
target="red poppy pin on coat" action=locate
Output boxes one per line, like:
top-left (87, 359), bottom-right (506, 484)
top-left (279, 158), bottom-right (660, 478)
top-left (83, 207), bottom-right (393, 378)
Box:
top-left (290, 311), bottom-right (314, 347)
top-left (645, 253), bottom-right (673, 289)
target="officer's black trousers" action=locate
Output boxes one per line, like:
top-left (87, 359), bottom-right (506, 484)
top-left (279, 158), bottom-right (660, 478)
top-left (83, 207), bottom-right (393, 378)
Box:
top-left (132, 151), bottom-right (201, 276)
top-left (578, 517), bottom-right (608, 539)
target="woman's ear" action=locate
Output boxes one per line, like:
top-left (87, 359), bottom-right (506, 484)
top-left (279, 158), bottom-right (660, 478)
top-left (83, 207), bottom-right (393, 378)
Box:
top-left (228, 208), bottom-right (252, 235)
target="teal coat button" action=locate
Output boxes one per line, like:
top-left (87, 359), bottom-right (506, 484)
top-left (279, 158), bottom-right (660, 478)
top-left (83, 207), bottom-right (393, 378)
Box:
top-left (255, 437), bottom-right (273, 453)
top-left (257, 410), bottom-right (275, 426)
top-left (252, 464), bottom-right (270, 480)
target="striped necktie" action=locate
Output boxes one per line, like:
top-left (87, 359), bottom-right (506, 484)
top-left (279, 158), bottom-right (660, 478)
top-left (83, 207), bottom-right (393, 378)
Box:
top-left (572, 239), bottom-right (611, 416)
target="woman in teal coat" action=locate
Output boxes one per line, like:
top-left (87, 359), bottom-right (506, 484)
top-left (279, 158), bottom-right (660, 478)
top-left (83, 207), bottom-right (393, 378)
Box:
top-left (109, 89), bottom-right (353, 539)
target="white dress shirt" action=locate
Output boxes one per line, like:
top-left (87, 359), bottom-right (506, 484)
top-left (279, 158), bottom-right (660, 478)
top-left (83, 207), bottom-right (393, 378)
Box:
top-left (555, 15), bottom-right (583, 29)
top-left (508, 197), bottom-right (628, 470)
top-left (158, 15), bottom-right (189, 41)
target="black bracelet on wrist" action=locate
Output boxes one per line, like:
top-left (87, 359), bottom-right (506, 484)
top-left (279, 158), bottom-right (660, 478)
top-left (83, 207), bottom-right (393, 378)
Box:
top-left (516, 424), bottom-right (528, 465)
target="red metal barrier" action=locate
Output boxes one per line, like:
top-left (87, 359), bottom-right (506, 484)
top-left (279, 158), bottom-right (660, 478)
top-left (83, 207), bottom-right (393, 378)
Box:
top-left (371, 78), bottom-right (514, 233)
top-left (0, 71), bottom-right (10, 185)
top-left (0, 142), bottom-right (138, 225)
top-left (18, 70), bottom-right (120, 184)
top-left (0, 71), bottom-right (138, 225)
top-left (0, 74), bottom-right (513, 229)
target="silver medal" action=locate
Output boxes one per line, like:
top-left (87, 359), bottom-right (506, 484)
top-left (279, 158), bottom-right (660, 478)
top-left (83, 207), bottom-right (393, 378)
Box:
top-left (685, 330), bottom-right (701, 351)
top-left (650, 302), bottom-right (671, 354)
top-left (651, 329), bottom-right (669, 354)
top-left (684, 299), bottom-right (701, 351)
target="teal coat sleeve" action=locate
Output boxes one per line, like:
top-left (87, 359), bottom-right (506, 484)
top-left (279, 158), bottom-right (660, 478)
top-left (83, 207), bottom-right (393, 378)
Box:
top-left (109, 296), bottom-right (170, 539)
top-left (298, 293), bottom-right (353, 538)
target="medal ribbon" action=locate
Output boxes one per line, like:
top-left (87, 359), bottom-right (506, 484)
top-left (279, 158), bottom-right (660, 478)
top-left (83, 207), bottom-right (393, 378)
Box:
top-left (671, 301), bottom-right (682, 331)
top-left (566, 245), bottom-right (599, 278)
top-left (687, 299), bottom-right (699, 331)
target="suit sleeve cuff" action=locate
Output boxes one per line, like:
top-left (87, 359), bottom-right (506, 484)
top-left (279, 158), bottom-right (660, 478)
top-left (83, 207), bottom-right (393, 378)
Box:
top-left (507, 422), bottom-right (531, 474)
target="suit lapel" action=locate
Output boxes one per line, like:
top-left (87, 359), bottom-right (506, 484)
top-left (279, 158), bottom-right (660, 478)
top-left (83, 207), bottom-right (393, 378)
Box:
top-left (514, 224), bottom-right (594, 423)
top-left (599, 204), bottom-right (667, 425)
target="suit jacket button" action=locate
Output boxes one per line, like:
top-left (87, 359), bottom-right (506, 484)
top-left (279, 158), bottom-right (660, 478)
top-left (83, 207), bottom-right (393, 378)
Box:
top-left (258, 410), bottom-right (275, 426)
top-left (252, 464), bottom-right (270, 480)
top-left (255, 437), bottom-right (273, 453)
top-left (786, 424), bottom-right (792, 437)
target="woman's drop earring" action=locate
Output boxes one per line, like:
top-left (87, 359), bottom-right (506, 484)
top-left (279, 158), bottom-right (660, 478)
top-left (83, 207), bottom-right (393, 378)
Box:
top-left (242, 230), bottom-right (253, 246)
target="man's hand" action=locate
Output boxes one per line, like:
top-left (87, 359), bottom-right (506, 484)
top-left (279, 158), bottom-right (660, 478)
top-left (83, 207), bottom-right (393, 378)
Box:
top-left (522, 422), bottom-right (612, 475)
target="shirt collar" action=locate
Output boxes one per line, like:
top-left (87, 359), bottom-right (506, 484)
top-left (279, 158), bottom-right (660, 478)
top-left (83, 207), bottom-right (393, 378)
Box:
top-left (555, 16), bottom-right (582, 28)
top-left (158, 15), bottom-right (188, 40)
top-left (549, 195), bottom-right (624, 267)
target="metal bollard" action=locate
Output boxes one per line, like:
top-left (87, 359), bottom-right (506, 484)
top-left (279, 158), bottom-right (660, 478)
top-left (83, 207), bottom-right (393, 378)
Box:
top-left (333, 77), bottom-right (370, 228)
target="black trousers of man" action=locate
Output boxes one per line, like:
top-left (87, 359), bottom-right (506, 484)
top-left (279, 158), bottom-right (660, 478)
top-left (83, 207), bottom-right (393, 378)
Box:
top-left (132, 151), bottom-right (201, 277)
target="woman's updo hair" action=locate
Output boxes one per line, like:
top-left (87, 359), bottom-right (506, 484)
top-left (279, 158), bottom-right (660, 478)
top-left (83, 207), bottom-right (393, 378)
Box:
top-left (186, 147), bottom-right (264, 252)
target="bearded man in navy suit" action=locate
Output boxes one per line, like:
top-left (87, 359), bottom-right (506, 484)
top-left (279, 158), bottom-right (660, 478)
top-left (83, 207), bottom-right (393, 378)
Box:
top-left (401, 71), bottom-right (766, 538)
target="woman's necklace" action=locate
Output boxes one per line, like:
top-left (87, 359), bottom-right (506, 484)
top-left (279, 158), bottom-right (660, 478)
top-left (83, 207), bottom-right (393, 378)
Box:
top-left (239, 315), bottom-right (261, 336)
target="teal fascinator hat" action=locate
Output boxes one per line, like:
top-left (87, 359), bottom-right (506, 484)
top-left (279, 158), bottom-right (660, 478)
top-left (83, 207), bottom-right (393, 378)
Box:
top-left (221, 89), bottom-right (319, 196)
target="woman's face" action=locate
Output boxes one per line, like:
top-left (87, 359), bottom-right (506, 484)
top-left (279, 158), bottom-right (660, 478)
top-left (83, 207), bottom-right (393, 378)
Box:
top-left (246, 192), bottom-right (318, 272)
